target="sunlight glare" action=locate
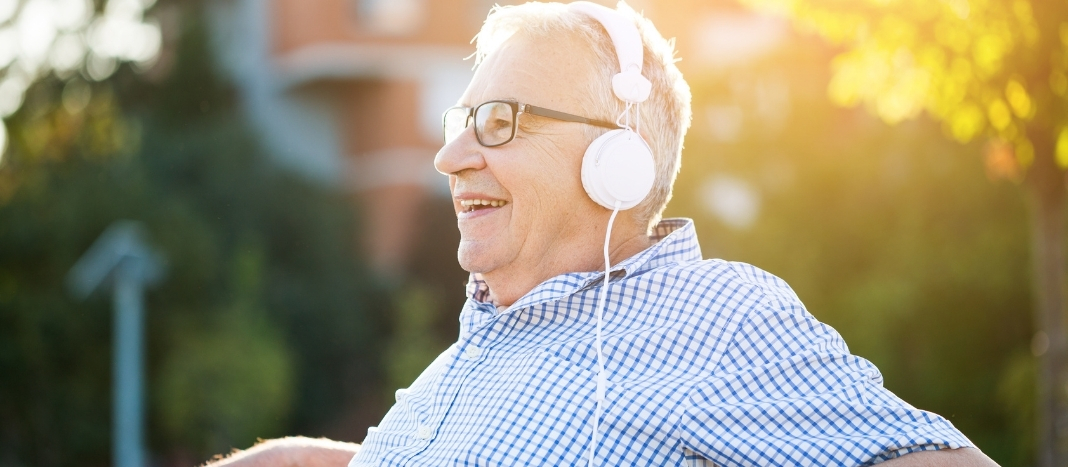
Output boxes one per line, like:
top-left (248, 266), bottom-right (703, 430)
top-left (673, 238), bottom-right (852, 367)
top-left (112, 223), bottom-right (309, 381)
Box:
top-left (0, 72), bottom-right (27, 117)
top-left (16, 0), bottom-right (57, 72)
top-left (53, 0), bottom-right (93, 31)
top-left (700, 175), bottom-right (761, 230)
top-left (0, 0), bottom-right (17, 24)
top-left (0, 122), bottom-right (7, 167)
top-left (0, 27), bottom-right (15, 68)
top-left (49, 33), bottom-right (85, 73)
top-left (129, 21), bottom-right (161, 64)
top-left (89, 13), bottom-right (161, 64)
top-left (106, 0), bottom-right (144, 22)
top-left (85, 52), bottom-right (116, 81)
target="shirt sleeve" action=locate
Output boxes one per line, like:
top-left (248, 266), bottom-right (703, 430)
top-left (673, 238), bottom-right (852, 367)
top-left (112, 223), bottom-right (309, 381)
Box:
top-left (677, 263), bottom-right (974, 467)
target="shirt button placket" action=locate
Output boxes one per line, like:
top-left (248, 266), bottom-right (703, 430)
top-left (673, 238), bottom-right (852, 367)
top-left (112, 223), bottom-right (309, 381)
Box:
top-left (421, 322), bottom-right (493, 462)
top-left (416, 424), bottom-right (433, 440)
top-left (463, 344), bottom-right (481, 360)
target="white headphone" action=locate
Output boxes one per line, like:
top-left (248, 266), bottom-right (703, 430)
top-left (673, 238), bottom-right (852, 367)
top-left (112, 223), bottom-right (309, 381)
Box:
top-left (567, 3), bottom-right (655, 467)
top-left (570, 1), bottom-right (656, 212)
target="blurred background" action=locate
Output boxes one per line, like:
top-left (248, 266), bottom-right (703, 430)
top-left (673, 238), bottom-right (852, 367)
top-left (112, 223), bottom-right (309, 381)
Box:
top-left (0, 0), bottom-right (1064, 465)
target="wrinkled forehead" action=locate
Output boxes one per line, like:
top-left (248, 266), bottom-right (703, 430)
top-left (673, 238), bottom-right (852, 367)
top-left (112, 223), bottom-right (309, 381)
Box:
top-left (460, 32), bottom-right (597, 116)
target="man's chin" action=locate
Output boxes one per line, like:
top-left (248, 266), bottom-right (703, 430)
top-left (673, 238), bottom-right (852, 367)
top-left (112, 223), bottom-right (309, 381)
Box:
top-left (456, 243), bottom-right (496, 275)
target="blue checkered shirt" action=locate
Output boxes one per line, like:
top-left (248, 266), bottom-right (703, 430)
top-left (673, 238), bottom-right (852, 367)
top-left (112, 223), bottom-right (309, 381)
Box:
top-left (349, 218), bottom-right (973, 466)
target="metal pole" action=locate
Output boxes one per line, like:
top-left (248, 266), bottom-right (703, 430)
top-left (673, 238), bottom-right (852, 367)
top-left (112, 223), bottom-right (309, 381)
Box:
top-left (112, 264), bottom-right (145, 467)
top-left (68, 221), bottom-right (161, 467)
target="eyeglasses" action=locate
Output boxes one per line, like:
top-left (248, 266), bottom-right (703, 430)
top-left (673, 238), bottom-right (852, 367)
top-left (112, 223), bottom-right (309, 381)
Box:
top-left (443, 100), bottom-right (620, 148)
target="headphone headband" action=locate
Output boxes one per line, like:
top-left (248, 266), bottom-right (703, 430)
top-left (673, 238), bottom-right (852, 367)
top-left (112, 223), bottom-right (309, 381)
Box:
top-left (567, 1), bottom-right (652, 104)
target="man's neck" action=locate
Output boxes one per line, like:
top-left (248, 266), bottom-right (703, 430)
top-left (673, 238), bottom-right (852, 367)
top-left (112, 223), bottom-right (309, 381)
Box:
top-left (480, 221), bottom-right (655, 307)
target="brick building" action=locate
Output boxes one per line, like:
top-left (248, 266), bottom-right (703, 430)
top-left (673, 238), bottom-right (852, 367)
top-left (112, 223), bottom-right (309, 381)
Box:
top-left (206, 0), bottom-right (778, 278)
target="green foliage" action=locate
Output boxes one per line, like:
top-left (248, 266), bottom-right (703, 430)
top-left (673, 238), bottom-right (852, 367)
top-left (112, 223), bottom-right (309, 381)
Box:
top-left (670, 29), bottom-right (1033, 463)
top-left (738, 0), bottom-right (1068, 171)
top-left (383, 284), bottom-right (450, 394)
top-left (688, 0), bottom-right (1067, 462)
top-left (0, 5), bottom-right (388, 465)
top-left (155, 243), bottom-right (295, 455)
top-left (998, 350), bottom-right (1037, 465)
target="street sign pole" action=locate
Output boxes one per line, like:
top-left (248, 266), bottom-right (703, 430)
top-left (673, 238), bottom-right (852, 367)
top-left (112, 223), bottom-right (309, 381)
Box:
top-left (113, 264), bottom-right (145, 467)
top-left (68, 221), bottom-right (164, 467)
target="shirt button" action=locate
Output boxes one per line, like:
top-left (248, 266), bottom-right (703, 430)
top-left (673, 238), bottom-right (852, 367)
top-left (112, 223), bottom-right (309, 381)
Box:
top-left (416, 424), bottom-right (433, 440)
top-left (463, 345), bottom-right (481, 359)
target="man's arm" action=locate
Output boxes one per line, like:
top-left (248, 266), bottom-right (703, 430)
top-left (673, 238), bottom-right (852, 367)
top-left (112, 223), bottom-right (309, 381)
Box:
top-left (203, 437), bottom-right (359, 467)
top-left (880, 447), bottom-right (1000, 467)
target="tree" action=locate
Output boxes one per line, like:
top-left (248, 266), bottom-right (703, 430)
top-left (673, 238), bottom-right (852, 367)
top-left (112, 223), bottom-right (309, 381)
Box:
top-left (0, 2), bottom-right (393, 464)
top-left (732, 0), bottom-right (1068, 463)
top-left (0, 0), bottom-right (160, 165)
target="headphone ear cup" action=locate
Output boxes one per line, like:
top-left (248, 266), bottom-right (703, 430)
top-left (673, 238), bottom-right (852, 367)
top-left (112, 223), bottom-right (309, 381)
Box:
top-left (581, 129), bottom-right (655, 210)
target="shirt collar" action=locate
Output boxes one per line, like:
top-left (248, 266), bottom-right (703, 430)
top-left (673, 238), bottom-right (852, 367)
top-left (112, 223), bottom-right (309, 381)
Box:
top-left (464, 218), bottom-right (701, 311)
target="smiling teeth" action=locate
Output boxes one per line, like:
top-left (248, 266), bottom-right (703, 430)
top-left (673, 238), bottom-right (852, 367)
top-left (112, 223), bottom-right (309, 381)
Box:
top-left (460, 199), bottom-right (506, 208)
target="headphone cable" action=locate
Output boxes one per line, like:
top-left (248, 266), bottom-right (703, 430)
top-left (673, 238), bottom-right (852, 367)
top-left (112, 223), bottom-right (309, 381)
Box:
top-left (590, 200), bottom-right (622, 467)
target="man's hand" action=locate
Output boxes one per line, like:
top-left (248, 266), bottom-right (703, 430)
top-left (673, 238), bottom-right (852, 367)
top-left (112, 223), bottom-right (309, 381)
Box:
top-left (881, 447), bottom-right (1000, 466)
top-left (203, 437), bottom-right (360, 467)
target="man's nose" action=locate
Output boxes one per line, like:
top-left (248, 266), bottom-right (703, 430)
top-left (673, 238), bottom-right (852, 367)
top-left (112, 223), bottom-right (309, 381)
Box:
top-left (434, 126), bottom-right (487, 176)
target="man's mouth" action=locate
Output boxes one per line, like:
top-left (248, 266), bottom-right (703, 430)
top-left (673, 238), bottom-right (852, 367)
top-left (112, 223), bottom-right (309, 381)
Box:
top-left (459, 199), bottom-right (508, 213)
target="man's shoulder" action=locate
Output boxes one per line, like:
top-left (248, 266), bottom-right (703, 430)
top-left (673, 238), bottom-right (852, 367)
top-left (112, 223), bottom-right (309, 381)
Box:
top-left (644, 258), bottom-right (804, 311)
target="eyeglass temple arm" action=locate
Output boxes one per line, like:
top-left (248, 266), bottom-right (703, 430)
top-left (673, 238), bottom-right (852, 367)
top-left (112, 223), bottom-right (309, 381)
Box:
top-left (521, 104), bottom-right (621, 130)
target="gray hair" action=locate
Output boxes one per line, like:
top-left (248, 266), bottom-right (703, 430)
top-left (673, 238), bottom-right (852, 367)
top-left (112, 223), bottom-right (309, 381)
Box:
top-left (473, 1), bottom-right (693, 231)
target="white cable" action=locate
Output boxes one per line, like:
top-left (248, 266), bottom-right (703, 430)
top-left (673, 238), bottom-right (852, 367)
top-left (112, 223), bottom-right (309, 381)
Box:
top-left (590, 200), bottom-right (621, 467)
top-left (635, 102), bottom-right (641, 135)
top-left (615, 102), bottom-right (635, 131)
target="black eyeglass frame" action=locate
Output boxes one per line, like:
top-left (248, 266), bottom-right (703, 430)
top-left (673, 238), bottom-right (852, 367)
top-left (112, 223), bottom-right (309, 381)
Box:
top-left (443, 100), bottom-right (621, 148)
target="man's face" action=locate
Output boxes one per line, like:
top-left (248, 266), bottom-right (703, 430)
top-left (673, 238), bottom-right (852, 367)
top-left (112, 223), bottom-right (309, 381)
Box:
top-left (434, 33), bottom-right (606, 279)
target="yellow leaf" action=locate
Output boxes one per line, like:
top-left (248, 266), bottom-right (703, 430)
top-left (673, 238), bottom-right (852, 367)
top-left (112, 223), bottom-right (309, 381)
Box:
top-left (1057, 127), bottom-right (1068, 169)
top-left (987, 99), bottom-right (1012, 131)
top-left (1014, 1), bottom-right (1039, 45)
top-left (878, 15), bottom-right (918, 46)
top-left (949, 103), bottom-right (985, 143)
top-left (829, 49), bottom-right (886, 107)
top-left (935, 20), bottom-right (971, 54)
top-left (1004, 79), bottom-right (1032, 119)
top-left (803, 8), bottom-right (866, 44)
top-left (1051, 71), bottom-right (1068, 97)
top-left (973, 34), bottom-right (1010, 76)
top-left (828, 58), bottom-right (863, 106)
top-left (877, 67), bottom-right (930, 124)
top-left (945, 0), bottom-right (970, 20)
top-left (1013, 0), bottom-right (1033, 23)
top-left (949, 57), bottom-right (973, 83)
top-left (916, 45), bottom-right (946, 72)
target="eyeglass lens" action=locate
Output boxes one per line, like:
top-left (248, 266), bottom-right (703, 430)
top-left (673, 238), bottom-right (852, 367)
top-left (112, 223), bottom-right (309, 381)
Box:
top-left (474, 102), bottom-right (515, 146)
top-left (443, 107), bottom-right (471, 145)
top-left (443, 101), bottom-right (516, 147)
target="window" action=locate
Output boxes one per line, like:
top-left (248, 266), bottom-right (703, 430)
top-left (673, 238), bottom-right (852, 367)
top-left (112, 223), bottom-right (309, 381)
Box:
top-left (353, 0), bottom-right (426, 36)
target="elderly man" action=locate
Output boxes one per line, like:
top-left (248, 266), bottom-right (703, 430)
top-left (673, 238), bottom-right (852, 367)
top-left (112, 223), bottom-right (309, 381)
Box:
top-left (210, 2), bottom-right (999, 466)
